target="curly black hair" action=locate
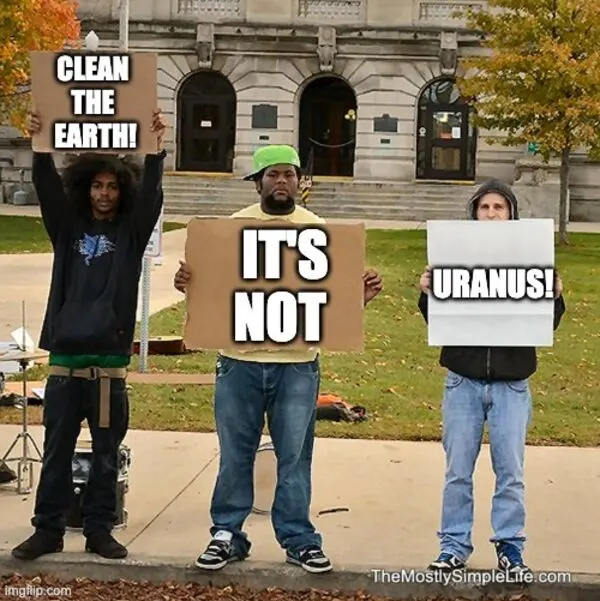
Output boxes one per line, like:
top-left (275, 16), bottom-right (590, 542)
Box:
top-left (61, 153), bottom-right (143, 217)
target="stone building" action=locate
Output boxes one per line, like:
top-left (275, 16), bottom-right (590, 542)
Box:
top-left (1, 0), bottom-right (599, 220)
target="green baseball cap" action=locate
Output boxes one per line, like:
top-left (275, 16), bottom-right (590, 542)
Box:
top-left (243, 144), bottom-right (301, 180)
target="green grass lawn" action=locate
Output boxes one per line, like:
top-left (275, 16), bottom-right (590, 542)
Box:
top-left (0, 215), bottom-right (185, 254)
top-left (2, 229), bottom-right (599, 446)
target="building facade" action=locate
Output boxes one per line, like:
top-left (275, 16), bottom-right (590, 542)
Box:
top-left (1, 0), bottom-right (599, 219)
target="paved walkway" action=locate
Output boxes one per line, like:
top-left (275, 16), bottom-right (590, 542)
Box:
top-left (0, 426), bottom-right (598, 577)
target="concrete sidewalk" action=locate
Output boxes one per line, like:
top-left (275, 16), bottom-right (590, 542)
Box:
top-left (0, 425), bottom-right (598, 599)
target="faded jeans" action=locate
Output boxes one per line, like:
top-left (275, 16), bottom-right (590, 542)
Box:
top-left (208, 354), bottom-right (322, 557)
top-left (437, 370), bottom-right (533, 561)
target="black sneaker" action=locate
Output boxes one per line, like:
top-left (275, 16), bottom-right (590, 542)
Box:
top-left (286, 545), bottom-right (332, 574)
top-left (428, 552), bottom-right (466, 571)
top-left (85, 531), bottom-right (127, 559)
top-left (495, 542), bottom-right (532, 580)
top-left (0, 462), bottom-right (17, 484)
top-left (195, 531), bottom-right (248, 571)
top-left (11, 531), bottom-right (63, 561)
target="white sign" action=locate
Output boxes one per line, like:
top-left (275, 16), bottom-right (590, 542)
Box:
top-left (144, 210), bottom-right (163, 258)
top-left (426, 219), bottom-right (555, 347)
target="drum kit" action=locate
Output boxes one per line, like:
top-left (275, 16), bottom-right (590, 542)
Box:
top-left (0, 302), bottom-right (46, 494)
top-left (0, 347), bottom-right (46, 494)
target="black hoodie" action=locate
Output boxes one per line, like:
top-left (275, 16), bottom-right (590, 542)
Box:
top-left (417, 179), bottom-right (566, 381)
top-left (33, 150), bottom-right (165, 356)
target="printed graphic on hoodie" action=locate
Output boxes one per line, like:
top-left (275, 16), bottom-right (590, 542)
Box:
top-left (74, 233), bottom-right (116, 266)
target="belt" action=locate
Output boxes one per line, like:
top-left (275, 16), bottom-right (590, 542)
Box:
top-left (48, 366), bottom-right (127, 428)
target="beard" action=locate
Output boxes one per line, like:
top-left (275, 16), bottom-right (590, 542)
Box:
top-left (261, 192), bottom-right (295, 215)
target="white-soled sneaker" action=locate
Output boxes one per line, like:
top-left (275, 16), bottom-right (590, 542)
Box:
top-left (194, 530), bottom-right (248, 571)
top-left (427, 552), bottom-right (466, 572)
top-left (286, 545), bottom-right (332, 574)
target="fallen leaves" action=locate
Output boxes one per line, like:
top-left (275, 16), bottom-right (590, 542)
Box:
top-left (0, 573), bottom-right (544, 601)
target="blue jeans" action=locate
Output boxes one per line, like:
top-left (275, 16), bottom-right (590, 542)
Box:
top-left (438, 370), bottom-right (533, 561)
top-left (209, 354), bottom-right (322, 556)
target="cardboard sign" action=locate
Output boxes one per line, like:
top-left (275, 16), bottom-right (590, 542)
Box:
top-left (29, 50), bottom-right (159, 154)
top-left (183, 217), bottom-right (365, 352)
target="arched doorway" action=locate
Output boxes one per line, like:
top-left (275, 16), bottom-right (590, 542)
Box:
top-left (416, 78), bottom-right (477, 181)
top-left (177, 71), bottom-right (236, 172)
top-left (298, 76), bottom-right (356, 177)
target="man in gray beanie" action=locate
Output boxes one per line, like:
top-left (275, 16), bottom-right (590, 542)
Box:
top-left (417, 180), bottom-right (566, 578)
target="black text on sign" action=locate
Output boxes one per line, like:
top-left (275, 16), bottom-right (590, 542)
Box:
top-left (233, 227), bottom-right (330, 343)
top-left (431, 266), bottom-right (555, 300)
top-left (53, 54), bottom-right (139, 151)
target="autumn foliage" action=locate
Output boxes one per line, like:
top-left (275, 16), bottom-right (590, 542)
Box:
top-left (457, 0), bottom-right (600, 244)
top-left (0, 0), bottom-right (81, 131)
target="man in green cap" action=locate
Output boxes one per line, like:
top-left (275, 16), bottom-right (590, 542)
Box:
top-left (174, 144), bottom-right (382, 574)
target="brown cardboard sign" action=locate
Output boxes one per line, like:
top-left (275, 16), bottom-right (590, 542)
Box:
top-left (29, 50), bottom-right (159, 154)
top-left (183, 217), bottom-right (365, 352)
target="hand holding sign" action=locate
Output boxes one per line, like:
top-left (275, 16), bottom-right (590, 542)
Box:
top-left (419, 265), bottom-right (432, 294)
top-left (26, 113), bottom-right (42, 137)
top-left (174, 260), bottom-right (191, 294)
top-left (30, 50), bottom-right (159, 154)
top-left (363, 270), bottom-right (383, 304)
top-left (150, 108), bottom-right (167, 151)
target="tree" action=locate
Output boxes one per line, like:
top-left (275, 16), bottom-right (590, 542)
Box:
top-left (0, 0), bottom-right (80, 132)
top-left (457, 0), bottom-right (600, 245)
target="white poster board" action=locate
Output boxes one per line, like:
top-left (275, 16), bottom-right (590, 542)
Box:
top-left (426, 219), bottom-right (556, 347)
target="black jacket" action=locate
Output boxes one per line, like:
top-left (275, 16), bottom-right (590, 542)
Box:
top-left (34, 150), bottom-right (165, 356)
top-left (418, 178), bottom-right (566, 381)
top-left (418, 291), bottom-right (566, 380)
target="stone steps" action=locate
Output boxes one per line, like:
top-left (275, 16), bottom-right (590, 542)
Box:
top-left (165, 201), bottom-right (467, 220)
top-left (163, 188), bottom-right (473, 201)
top-left (162, 175), bottom-right (478, 220)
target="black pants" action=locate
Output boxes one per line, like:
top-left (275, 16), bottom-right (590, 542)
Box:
top-left (32, 374), bottom-right (129, 538)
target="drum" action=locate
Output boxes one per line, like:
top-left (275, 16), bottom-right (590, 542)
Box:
top-left (252, 442), bottom-right (277, 515)
top-left (65, 440), bottom-right (131, 531)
